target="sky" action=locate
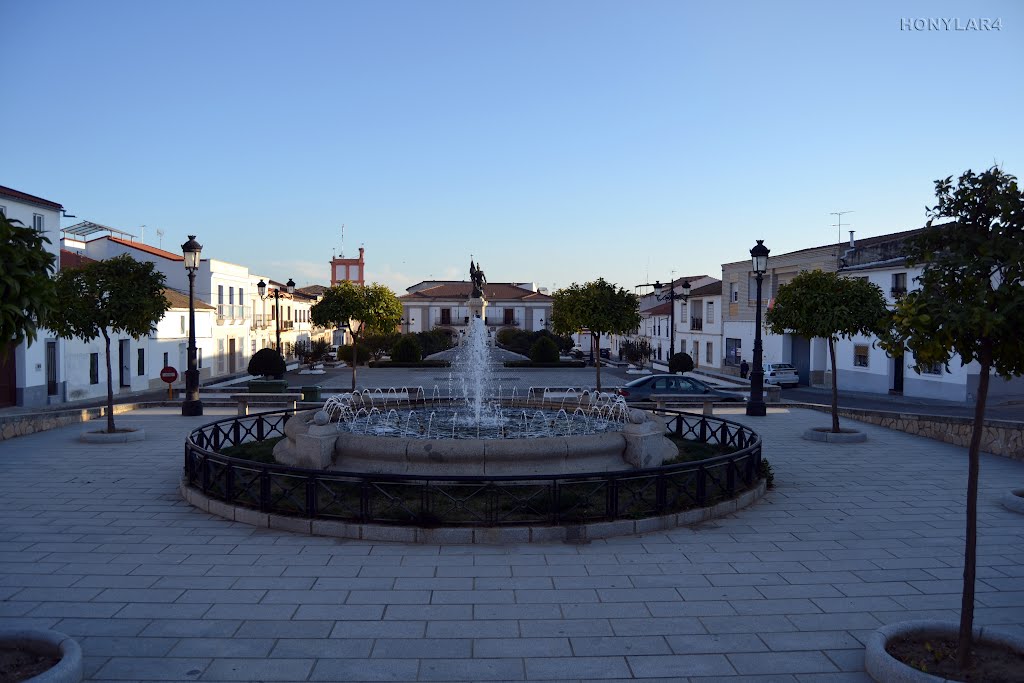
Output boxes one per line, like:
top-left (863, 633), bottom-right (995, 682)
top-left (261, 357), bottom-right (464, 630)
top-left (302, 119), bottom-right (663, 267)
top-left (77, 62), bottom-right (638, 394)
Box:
top-left (3, 0), bottom-right (1022, 293)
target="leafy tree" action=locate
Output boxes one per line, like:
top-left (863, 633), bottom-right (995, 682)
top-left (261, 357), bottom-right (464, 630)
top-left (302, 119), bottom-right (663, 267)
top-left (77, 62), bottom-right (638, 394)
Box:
top-left (551, 278), bottom-right (641, 390)
top-left (416, 329), bottom-right (454, 357)
top-left (668, 351), bottom-right (694, 374)
top-left (310, 281), bottom-right (402, 390)
top-left (363, 331), bottom-right (400, 361)
top-left (391, 334), bottom-right (422, 362)
top-left (621, 339), bottom-right (653, 369)
top-left (0, 213), bottom-right (57, 352)
top-left (765, 270), bottom-right (888, 433)
top-left (50, 255), bottom-right (169, 433)
top-left (529, 336), bottom-right (560, 363)
top-left (879, 167), bottom-right (1024, 669)
top-left (249, 347), bottom-right (286, 378)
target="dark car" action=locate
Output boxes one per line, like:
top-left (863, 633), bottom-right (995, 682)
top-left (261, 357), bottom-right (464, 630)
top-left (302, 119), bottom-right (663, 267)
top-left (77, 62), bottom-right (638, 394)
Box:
top-left (615, 374), bottom-right (746, 402)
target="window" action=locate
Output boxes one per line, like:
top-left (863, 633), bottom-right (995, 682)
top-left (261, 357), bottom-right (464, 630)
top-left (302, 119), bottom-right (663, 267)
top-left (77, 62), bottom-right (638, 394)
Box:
top-left (729, 282), bottom-right (738, 303)
top-left (271, 306), bottom-right (276, 320)
top-left (854, 344), bottom-right (869, 367)
top-left (251, 339), bottom-right (257, 354)
top-left (891, 272), bottom-right (907, 297)
top-left (238, 288), bottom-right (244, 306)
top-left (725, 338), bottom-right (741, 366)
top-left (180, 315), bottom-right (186, 334)
top-left (0, 205), bottom-right (6, 216)
top-left (217, 339), bottom-right (226, 372)
top-left (706, 342), bottom-right (713, 363)
top-left (89, 353), bottom-right (99, 384)
top-left (137, 348), bottom-right (145, 376)
top-left (922, 361), bottom-right (943, 375)
top-left (748, 274), bottom-right (758, 302)
top-left (440, 308), bottom-right (452, 325)
top-left (706, 301), bottom-right (715, 324)
top-left (228, 287), bottom-right (234, 305)
top-left (163, 352), bottom-right (169, 369)
top-left (503, 308), bottom-right (514, 325)
top-left (33, 214), bottom-right (44, 231)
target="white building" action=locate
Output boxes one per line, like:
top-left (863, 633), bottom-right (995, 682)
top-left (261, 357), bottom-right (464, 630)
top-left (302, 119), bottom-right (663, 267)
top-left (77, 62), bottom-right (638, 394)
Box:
top-left (679, 280), bottom-right (723, 370)
top-left (399, 281), bottom-right (553, 341)
top-left (0, 185), bottom-right (66, 408)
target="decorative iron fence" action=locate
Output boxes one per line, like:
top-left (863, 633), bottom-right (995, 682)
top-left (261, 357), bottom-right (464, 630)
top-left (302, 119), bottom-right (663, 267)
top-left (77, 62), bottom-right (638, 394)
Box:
top-left (183, 409), bottom-right (762, 527)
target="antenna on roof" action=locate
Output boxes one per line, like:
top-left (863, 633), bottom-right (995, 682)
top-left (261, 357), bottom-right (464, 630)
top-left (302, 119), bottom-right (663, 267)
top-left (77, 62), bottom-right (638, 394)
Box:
top-left (830, 210), bottom-right (853, 263)
top-left (339, 224), bottom-right (345, 258)
top-left (139, 225), bottom-right (145, 244)
top-left (156, 228), bottom-right (165, 249)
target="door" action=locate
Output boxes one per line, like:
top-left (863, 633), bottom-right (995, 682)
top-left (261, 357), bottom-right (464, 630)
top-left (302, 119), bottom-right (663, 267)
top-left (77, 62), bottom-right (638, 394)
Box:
top-left (228, 338), bottom-right (237, 374)
top-left (790, 335), bottom-right (811, 386)
top-left (119, 339), bottom-right (131, 387)
top-left (0, 344), bottom-right (16, 407)
top-left (46, 341), bottom-right (58, 396)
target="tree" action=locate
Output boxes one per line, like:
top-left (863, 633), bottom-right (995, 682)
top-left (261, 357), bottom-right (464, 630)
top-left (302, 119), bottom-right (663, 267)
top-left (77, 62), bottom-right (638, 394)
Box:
top-left (310, 281), bottom-right (402, 390)
top-left (765, 270), bottom-right (888, 433)
top-left (621, 338), bottom-right (653, 369)
top-left (668, 351), bottom-right (694, 374)
top-left (391, 334), bottom-right (422, 363)
top-left (0, 213), bottom-right (57, 353)
top-left (879, 167), bottom-right (1024, 670)
top-left (249, 347), bottom-right (286, 378)
top-left (529, 336), bottom-right (560, 363)
top-left (551, 279), bottom-right (641, 391)
top-left (50, 255), bottom-right (169, 433)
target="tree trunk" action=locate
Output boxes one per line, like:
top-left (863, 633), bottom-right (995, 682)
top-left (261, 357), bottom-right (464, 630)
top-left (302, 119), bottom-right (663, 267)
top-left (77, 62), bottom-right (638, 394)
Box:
top-left (592, 332), bottom-right (601, 391)
top-left (103, 331), bottom-right (115, 433)
top-left (957, 349), bottom-right (990, 670)
top-left (828, 336), bottom-right (840, 433)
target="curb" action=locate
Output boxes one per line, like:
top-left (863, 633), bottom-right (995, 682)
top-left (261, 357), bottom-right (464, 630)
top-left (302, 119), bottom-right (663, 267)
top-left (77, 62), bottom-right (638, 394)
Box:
top-left (801, 428), bottom-right (868, 443)
top-left (1001, 488), bottom-right (1024, 514)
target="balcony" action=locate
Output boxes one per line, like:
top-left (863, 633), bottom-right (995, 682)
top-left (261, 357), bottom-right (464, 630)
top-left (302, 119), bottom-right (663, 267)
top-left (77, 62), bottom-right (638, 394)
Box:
top-left (280, 320), bottom-right (294, 331)
top-left (216, 305), bottom-right (250, 324)
top-left (890, 287), bottom-right (907, 298)
top-left (484, 317), bottom-right (518, 327)
top-left (690, 318), bottom-right (704, 331)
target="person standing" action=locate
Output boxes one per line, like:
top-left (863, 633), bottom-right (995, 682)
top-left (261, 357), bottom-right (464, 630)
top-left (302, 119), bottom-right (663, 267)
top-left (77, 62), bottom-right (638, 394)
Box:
top-left (740, 359), bottom-right (749, 379)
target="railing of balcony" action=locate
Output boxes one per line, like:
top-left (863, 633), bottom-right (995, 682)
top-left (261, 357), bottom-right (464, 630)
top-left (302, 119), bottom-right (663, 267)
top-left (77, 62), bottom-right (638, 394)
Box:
top-left (217, 305), bottom-right (250, 320)
top-left (690, 318), bottom-right (704, 331)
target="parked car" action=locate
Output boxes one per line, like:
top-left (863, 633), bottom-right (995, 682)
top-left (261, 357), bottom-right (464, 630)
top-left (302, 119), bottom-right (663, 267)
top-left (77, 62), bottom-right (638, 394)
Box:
top-left (615, 374), bottom-right (745, 402)
top-left (599, 348), bottom-right (610, 359)
top-left (763, 362), bottom-right (799, 387)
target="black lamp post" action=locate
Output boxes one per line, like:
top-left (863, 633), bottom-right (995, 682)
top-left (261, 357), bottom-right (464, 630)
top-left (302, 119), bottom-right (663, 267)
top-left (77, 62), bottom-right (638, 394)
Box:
top-left (181, 235), bottom-right (203, 417)
top-left (638, 278), bottom-right (691, 358)
top-left (746, 239), bottom-right (770, 417)
top-left (257, 277), bottom-right (295, 359)
top-left (400, 317), bottom-right (414, 333)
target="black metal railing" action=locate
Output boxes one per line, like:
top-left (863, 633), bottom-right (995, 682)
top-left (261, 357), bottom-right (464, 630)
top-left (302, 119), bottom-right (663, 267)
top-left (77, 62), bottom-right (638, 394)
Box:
top-left (184, 409), bottom-right (762, 527)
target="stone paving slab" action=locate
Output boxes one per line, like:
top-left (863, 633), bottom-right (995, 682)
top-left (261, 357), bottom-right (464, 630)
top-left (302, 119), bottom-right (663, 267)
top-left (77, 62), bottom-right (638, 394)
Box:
top-left (0, 405), bottom-right (1021, 681)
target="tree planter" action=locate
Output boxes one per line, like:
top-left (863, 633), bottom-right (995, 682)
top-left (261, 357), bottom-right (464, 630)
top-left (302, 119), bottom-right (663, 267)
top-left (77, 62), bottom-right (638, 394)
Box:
top-left (79, 427), bottom-right (146, 443)
top-left (866, 620), bottom-right (1024, 683)
top-left (801, 427), bottom-right (867, 443)
top-left (248, 379), bottom-right (289, 394)
top-left (0, 628), bottom-right (82, 683)
top-left (1001, 488), bottom-right (1024, 514)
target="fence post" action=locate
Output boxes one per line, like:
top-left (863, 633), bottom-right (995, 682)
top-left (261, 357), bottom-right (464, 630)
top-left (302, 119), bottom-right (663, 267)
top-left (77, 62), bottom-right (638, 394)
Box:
top-left (260, 467), bottom-right (271, 513)
top-left (607, 478), bottom-right (618, 520)
top-left (306, 476), bottom-right (317, 516)
top-left (696, 465), bottom-right (706, 506)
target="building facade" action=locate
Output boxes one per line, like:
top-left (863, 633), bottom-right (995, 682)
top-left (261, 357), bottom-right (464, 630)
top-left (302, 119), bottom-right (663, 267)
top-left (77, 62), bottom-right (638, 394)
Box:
top-left (399, 281), bottom-right (552, 342)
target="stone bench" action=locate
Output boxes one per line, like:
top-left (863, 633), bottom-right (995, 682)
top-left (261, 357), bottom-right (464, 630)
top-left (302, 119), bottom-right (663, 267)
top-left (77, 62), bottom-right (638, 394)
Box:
top-left (649, 394), bottom-right (718, 416)
top-left (230, 393), bottom-right (303, 416)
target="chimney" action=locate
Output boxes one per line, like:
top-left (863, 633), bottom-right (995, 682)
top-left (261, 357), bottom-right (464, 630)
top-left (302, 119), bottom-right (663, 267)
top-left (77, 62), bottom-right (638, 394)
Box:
top-left (849, 230), bottom-right (855, 247)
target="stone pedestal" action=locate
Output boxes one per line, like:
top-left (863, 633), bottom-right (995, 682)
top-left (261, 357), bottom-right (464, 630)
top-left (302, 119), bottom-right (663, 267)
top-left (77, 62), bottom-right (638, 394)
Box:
top-left (622, 410), bottom-right (677, 469)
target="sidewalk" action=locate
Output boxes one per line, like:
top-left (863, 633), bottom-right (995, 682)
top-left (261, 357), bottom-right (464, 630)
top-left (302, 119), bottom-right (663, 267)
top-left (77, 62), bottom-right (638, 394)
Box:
top-left (0, 406), bottom-right (1021, 681)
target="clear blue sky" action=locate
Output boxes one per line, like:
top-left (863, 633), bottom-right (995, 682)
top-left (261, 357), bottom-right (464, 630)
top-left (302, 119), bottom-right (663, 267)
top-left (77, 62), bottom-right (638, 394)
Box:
top-left (4, 1), bottom-right (1021, 292)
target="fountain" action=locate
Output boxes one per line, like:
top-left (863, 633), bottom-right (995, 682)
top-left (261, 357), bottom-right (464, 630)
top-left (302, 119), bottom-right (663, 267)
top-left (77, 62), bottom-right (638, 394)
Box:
top-left (273, 260), bottom-right (677, 475)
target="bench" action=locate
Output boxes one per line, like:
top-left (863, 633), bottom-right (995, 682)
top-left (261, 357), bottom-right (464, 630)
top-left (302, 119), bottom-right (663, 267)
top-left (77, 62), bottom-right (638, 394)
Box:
top-left (230, 393), bottom-right (303, 416)
top-left (649, 394), bottom-right (718, 415)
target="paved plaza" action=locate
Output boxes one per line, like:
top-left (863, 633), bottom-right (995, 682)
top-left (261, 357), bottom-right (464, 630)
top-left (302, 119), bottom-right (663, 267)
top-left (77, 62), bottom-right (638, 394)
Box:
top-left (0, 404), bottom-right (1021, 682)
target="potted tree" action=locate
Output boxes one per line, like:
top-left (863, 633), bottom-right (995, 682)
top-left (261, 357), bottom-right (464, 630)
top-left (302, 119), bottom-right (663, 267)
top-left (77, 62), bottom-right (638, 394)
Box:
top-left (51, 254), bottom-right (170, 443)
top-left (870, 167), bottom-right (1024, 681)
top-left (247, 347), bottom-right (288, 393)
top-left (0, 627), bottom-right (82, 682)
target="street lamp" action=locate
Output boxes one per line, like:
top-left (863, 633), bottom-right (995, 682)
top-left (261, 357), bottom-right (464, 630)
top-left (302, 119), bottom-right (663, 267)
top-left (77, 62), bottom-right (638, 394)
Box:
top-left (181, 235), bottom-right (203, 417)
top-left (746, 239), bottom-right (770, 417)
top-left (257, 277), bottom-right (295, 359)
top-left (637, 278), bottom-right (691, 358)
top-left (400, 317), bottom-right (414, 333)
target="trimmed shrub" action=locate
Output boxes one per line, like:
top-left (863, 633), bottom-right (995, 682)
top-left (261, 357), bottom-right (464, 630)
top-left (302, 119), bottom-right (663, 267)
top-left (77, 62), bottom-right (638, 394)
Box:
top-left (391, 334), bottom-right (422, 363)
top-left (668, 352), bottom-right (695, 374)
top-left (248, 348), bottom-right (286, 378)
top-left (529, 336), bottom-right (560, 363)
top-left (416, 329), bottom-right (454, 356)
top-left (336, 343), bottom-right (372, 365)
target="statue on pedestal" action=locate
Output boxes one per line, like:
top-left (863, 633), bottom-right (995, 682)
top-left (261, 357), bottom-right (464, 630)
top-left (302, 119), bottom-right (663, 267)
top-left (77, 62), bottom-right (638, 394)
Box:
top-left (469, 258), bottom-right (487, 298)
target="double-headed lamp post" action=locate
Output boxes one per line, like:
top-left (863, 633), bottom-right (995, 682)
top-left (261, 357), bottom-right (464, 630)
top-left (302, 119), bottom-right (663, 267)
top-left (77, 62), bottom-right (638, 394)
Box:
top-left (181, 235), bottom-right (203, 417)
top-left (400, 317), bottom-right (414, 333)
top-left (637, 279), bottom-right (691, 359)
top-left (256, 278), bottom-right (295, 358)
top-left (746, 239), bottom-right (770, 417)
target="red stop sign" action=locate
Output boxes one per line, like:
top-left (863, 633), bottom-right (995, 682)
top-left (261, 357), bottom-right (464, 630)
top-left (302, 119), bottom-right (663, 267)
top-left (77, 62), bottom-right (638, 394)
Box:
top-left (160, 366), bottom-right (179, 383)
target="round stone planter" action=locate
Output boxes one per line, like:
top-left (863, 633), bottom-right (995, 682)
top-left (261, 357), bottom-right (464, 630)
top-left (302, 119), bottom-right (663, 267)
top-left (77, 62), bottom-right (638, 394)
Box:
top-left (865, 620), bottom-right (1024, 683)
top-left (1001, 488), bottom-right (1024, 514)
top-left (0, 628), bottom-right (82, 683)
top-left (79, 427), bottom-right (146, 444)
top-left (801, 427), bottom-right (867, 443)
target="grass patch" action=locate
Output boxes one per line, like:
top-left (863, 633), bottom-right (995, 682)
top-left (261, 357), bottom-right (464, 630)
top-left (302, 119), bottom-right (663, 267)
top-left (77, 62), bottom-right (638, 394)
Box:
top-left (662, 435), bottom-right (734, 465)
top-left (219, 436), bottom-right (284, 464)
